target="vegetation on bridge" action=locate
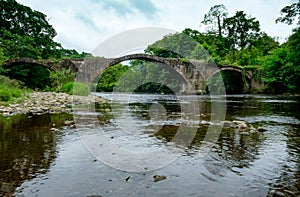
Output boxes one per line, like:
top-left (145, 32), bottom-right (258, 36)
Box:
top-left (0, 0), bottom-right (299, 98)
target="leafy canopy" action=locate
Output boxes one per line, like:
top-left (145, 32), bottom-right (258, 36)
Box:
top-left (276, 1), bottom-right (300, 25)
top-left (0, 0), bottom-right (61, 59)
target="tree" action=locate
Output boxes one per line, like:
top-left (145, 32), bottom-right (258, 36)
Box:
top-left (145, 33), bottom-right (199, 58)
top-left (263, 28), bottom-right (300, 93)
top-left (60, 49), bottom-right (93, 58)
top-left (251, 33), bottom-right (279, 56)
top-left (183, 28), bottom-right (228, 59)
top-left (4, 64), bottom-right (52, 90)
top-left (201, 4), bottom-right (228, 37)
top-left (276, 1), bottom-right (300, 26)
top-left (0, 0), bottom-right (61, 59)
top-left (224, 11), bottom-right (260, 50)
top-left (97, 64), bottom-right (130, 92)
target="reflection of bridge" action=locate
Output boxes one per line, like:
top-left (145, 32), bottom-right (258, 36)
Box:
top-left (4, 54), bottom-right (263, 94)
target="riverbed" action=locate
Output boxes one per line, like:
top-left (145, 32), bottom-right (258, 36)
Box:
top-left (0, 94), bottom-right (299, 196)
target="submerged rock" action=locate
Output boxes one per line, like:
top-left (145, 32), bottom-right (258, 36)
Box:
top-left (153, 175), bottom-right (167, 182)
top-left (232, 120), bottom-right (248, 131)
top-left (64, 120), bottom-right (75, 126)
top-left (50, 128), bottom-right (60, 132)
top-left (223, 120), bottom-right (235, 127)
top-left (232, 120), bottom-right (247, 125)
top-left (257, 127), bottom-right (267, 132)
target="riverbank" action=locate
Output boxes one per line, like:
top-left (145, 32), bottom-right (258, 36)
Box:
top-left (0, 92), bottom-right (105, 116)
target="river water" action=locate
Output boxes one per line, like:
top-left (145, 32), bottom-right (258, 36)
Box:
top-left (0, 94), bottom-right (299, 197)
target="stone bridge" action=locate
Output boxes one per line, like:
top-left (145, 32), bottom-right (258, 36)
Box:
top-left (3, 54), bottom-right (261, 94)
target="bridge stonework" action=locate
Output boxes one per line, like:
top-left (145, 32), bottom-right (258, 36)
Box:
top-left (4, 54), bottom-right (263, 94)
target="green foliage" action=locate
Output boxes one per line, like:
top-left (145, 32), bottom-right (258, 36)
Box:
top-left (0, 89), bottom-right (11, 102)
top-left (49, 69), bottom-right (76, 92)
top-left (0, 1), bottom-right (298, 95)
top-left (134, 82), bottom-right (174, 94)
top-left (97, 61), bottom-right (182, 93)
top-left (3, 64), bottom-right (51, 90)
top-left (262, 28), bottom-right (300, 94)
top-left (60, 49), bottom-right (93, 58)
top-left (276, 1), bottom-right (300, 26)
top-left (201, 4), bottom-right (228, 37)
top-left (0, 0), bottom-right (62, 59)
top-left (145, 33), bottom-right (200, 58)
top-left (0, 75), bottom-right (24, 102)
top-left (206, 71), bottom-right (244, 94)
top-left (61, 82), bottom-right (90, 96)
top-left (287, 27), bottom-right (300, 65)
top-left (97, 63), bottom-right (130, 92)
top-left (251, 33), bottom-right (279, 56)
top-left (0, 29), bottom-right (43, 59)
top-left (0, 75), bottom-right (23, 87)
top-left (224, 11), bottom-right (260, 50)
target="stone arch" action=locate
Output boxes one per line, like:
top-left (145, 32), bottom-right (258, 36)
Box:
top-left (206, 66), bottom-right (252, 93)
top-left (2, 58), bottom-right (55, 90)
top-left (75, 54), bottom-right (206, 94)
top-left (3, 58), bottom-right (57, 71)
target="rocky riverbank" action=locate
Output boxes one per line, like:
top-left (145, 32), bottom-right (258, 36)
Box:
top-left (0, 92), bottom-right (105, 116)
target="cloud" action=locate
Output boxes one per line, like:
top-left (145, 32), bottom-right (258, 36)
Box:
top-left (129, 0), bottom-right (157, 17)
top-left (16, 0), bottom-right (295, 52)
top-left (100, 0), bottom-right (132, 16)
top-left (88, 0), bottom-right (157, 17)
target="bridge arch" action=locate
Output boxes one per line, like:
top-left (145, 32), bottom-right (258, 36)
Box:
top-left (76, 53), bottom-right (206, 94)
top-left (3, 55), bottom-right (260, 93)
top-left (3, 58), bottom-right (57, 71)
top-left (2, 59), bottom-right (55, 90)
top-left (207, 66), bottom-right (252, 93)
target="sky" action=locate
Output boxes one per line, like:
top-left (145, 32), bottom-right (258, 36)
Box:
top-left (17, 0), bottom-right (297, 53)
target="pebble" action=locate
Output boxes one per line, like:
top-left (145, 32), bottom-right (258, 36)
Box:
top-left (0, 92), bottom-right (105, 116)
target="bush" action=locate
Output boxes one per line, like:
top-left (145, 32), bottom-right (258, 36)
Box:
top-left (10, 88), bottom-right (22, 97)
top-left (61, 82), bottom-right (90, 96)
top-left (0, 75), bottom-right (25, 102)
top-left (0, 89), bottom-right (11, 101)
top-left (0, 75), bottom-right (23, 88)
top-left (49, 69), bottom-right (76, 92)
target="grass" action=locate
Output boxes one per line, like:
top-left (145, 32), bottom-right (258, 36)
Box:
top-left (60, 82), bottom-right (90, 96)
top-left (0, 75), bottom-right (29, 104)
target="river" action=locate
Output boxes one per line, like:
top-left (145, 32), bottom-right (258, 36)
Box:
top-left (0, 94), bottom-right (299, 197)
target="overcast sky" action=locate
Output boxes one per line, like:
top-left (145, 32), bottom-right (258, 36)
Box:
top-left (17, 0), bottom-right (296, 53)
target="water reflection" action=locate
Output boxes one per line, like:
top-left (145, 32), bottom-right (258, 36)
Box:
top-left (93, 94), bottom-right (300, 196)
top-left (267, 126), bottom-right (300, 196)
top-left (0, 113), bottom-right (72, 196)
top-left (1, 94), bottom-right (300, 196)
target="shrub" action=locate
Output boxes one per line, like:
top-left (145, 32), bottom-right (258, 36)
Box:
top-left (10, 88), bottom-right (22, 97)
top-left (0, 89), bottom-right (11, 101)
top-left (0, 75), bottom-right (25, 102)
top-left (61, 82), bottom-right (90, 96)
top-left (49, 69), bottom-right (75, 92)
top-left (0, 75), bottom-right (23, 88)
